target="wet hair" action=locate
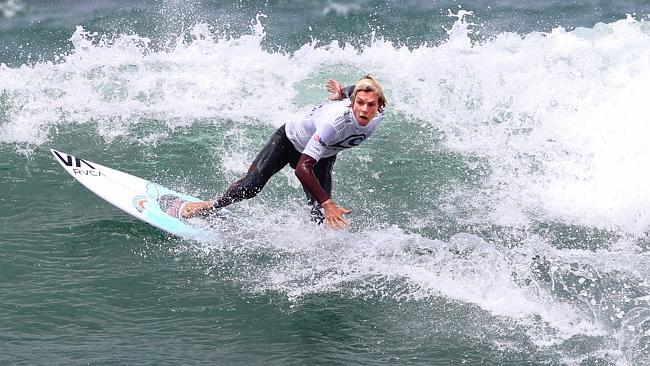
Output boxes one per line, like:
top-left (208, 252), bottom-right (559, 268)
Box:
top-left (351, 75), bottom-right (387, 112)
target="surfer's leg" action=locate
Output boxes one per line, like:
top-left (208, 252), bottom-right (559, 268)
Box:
top-left (304, 155), bottom-right (336, 224)
top-left (213, 125), bottom-right (300, 208)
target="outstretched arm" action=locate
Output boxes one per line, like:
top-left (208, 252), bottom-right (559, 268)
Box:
top-left (326, 79), bottom-right (355, 101)
top-left (295, 153), bottom-right (351, 229)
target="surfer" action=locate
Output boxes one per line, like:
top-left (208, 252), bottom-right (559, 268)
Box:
top-left (181, 75), bottom-right (387, 229)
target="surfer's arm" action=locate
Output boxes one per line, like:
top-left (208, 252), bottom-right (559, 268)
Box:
top-left (295, 154), bottom-right (351, 229)
top-left (296, 121), bottom-right (351, 229)
top-left (295, 154), bottom-right (330, 204)
top-left (297, 123), bottom-right (336, 199)
top-left (326, 79), bottom-right (355, 101)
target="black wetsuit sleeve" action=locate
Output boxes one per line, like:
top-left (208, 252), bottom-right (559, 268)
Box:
top-left (295, 154), bottom-right (330, 204)
top-left (342, 85), bottom-right (355, 98)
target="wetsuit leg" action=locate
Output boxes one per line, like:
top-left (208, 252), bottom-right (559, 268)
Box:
top-left (213, 125), bottom-right (301, 208)
top-left (304, 155), bottom-right (337, 224)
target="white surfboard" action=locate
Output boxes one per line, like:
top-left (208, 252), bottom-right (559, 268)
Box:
top-left (50, 149), bottom-right (223, 241)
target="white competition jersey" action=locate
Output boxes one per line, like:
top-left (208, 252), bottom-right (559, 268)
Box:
top-left (285, 100), bottom-right (383, 160)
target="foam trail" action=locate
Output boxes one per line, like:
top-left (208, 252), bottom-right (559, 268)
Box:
top-left (176, 199), bottom-right (650, 364)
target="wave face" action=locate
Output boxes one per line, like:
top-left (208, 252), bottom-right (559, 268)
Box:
top-left (1, 2), bottom-right (650, 365)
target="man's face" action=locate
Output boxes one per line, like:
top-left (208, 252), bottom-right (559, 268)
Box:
top-left (353, 91), bottom-right (380, 126)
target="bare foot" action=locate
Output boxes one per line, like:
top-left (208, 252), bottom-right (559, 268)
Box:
top-left (181, 200), bottom-right (216, 218)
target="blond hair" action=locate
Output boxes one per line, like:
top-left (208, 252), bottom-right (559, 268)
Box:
top-left (351, 75), bottom-right (387, 112)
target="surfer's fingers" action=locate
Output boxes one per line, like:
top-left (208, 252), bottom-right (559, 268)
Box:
top-left (339, 216), bottom-right (350, 226)
top-left (326, 79), bottom-right (343, 100)
top-left (326, 215), bottom-right (349, 230)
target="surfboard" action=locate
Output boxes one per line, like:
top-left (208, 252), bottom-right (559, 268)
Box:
top-left (50, 149), bottom-right (223, 241)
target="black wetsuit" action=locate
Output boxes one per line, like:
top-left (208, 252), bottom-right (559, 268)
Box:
top-left (212, 85), bottom-right (382, 223)
top-left (212, 125), bottom-right (336, 222)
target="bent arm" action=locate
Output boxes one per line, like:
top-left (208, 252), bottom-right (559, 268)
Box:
top-left (341, 85), bottom-right (355, 98)
top-left (327, 79), bottom-right (355, 101)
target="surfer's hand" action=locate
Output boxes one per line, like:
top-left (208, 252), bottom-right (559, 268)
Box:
top-left (181, 200), bottom-right (216, 218)
top-left (321, 199), bottom-right (351, 229)
top-left (326, 79), bottom-right (345, 101)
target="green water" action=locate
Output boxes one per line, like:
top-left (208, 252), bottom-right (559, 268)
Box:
top-left (2, 1), bottom-right (650, 365)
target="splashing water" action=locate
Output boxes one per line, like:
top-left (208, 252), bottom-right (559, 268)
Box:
top-left (2, 10), bottom-right (650, 364)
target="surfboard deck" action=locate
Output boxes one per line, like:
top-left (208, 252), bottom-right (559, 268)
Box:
top-left (50, 149), bottom-right (223, 241)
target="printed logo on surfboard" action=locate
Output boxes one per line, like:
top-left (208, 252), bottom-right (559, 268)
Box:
top-left (132, 195), bottom-right (148, 213)
top-left (52, 150), bottom-right (104, 177)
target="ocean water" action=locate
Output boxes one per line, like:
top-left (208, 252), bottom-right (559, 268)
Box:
top-left (2, 0), bottom-right (650, 364)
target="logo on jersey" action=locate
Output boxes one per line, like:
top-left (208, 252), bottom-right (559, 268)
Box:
top-left (330, 134), bottom-right (367, 150)
top-left (335, 111), bottom-right (353, 126)
top-left (313, 134), bottom-right (327, 147)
